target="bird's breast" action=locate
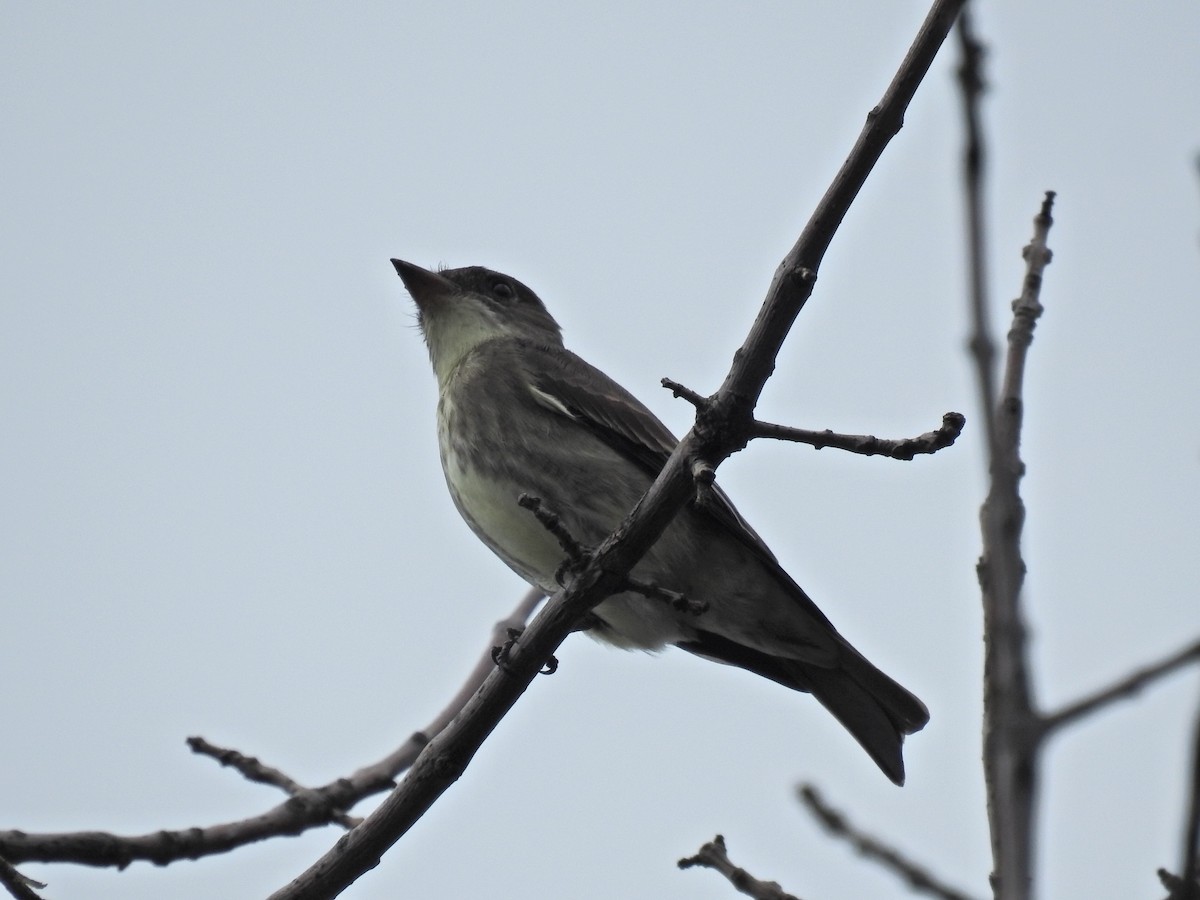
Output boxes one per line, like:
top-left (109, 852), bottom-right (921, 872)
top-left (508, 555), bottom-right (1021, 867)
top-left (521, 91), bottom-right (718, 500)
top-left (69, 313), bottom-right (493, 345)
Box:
top-left (435, 380), bottom-right (575, 591)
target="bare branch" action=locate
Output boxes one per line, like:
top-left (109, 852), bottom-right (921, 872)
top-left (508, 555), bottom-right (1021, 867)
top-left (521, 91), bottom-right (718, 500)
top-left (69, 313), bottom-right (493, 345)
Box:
top-left (956, 10), bottom-right (998, 459)
top-left (519, 494), bottom-right (707, 615)
top-left (343, 586), bottom-right (544, 778)
top-left (0, 777), bottom-right (364, 869)
top-left (667, 377), bottom-right (966, 461)
top-left (0, 590), bottom-right (543, 871)
top-left (1160, 867), bottom-right (1200, 900)
top-left (1041, 639), bottom-right (1200, 735)
top-left (1005, 194), bottom-right (1054, 393)
top-left (977, 192), bottom-right (1055, 900)
top-left (678, 835), bottom-right (807, 900)
top-left (1175, 696), bottom-right (1200, 900)
top-left (623, 578), bottom-right (706, 616)
top-left (517, 493), bottom-right (591, 581)
top-left (186, 738), bottom-right (359, 829)
top-left (0, 858), bottom-right (46, 900)
top-left (661, 377), bottom-right (708, 410)
top-left (751, 411), bottom-right (965, 460)
top-left (797, 785), bottom-right (982, 900)
top-left (268, 3), bottom-right (967, 896)
top-left (188, 736), bottom-right (306, 793)
top-left (667, 380), bottom-right (963, 493)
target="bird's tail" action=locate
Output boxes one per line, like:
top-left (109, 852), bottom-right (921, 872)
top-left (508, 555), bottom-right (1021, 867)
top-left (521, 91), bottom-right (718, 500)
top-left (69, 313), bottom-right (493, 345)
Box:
top-left (799, 645), bottom-right (929, 785)
top-left (677, 632), bottom-right (928, 785)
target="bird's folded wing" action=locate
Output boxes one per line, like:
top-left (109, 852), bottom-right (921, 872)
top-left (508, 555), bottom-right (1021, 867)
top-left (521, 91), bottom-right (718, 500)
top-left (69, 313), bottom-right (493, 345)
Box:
top-left (526, 343), bottom-right (781, 567)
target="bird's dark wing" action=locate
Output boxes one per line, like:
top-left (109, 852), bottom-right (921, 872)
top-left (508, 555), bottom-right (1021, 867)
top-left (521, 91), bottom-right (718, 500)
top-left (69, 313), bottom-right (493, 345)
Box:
top-left (525, 343), bottom-right (780, 565)
top-left (526, 342), bottom-right (930, 785)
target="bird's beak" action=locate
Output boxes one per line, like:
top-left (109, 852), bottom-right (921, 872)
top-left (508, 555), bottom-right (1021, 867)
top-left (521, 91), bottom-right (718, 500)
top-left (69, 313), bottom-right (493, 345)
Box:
top-left (391, 259), bottom-right (457, 310)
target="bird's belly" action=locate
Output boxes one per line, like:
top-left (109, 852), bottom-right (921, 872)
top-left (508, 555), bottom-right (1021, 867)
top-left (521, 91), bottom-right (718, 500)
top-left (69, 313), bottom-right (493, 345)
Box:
top-left (434, 395), bottom-right (821, 657)
top-left (438, 437), bottom-right (698, 649)
top-left (440, 445), bottom-right (568, 592)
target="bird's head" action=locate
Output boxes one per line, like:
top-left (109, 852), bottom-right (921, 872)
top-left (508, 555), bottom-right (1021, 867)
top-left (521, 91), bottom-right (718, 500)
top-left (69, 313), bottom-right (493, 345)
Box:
top-left (391, 260), bottom-right (563, 386)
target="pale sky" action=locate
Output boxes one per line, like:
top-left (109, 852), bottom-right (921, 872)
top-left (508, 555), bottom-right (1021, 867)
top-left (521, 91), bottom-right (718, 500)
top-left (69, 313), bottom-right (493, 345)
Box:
top-left (3, 2), bottom-right (1199, 898)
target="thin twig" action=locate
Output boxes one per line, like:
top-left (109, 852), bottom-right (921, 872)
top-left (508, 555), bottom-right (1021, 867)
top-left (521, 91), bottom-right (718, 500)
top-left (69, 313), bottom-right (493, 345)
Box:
top-left (0, 857), bottom-right (46, 900)
top-left (519, 494), bottom-right (706, 614)
top-left (187, 738), bottom-right (359, 829)
top-left (797, 785), bottom-right (982, 900)
top-left (660, 380), bottom-right (719, 501)
top-left (661, 377), bottom-right (709, 410)
top-left (622, 577), bottom-right (707, 616)
top-left (1041, 639), bottom-right (1200, 735)
top-left (187, 737), bottom-right (306, 793)
top-left (518, 493), bottom-right (588, 570)
top-left (678, 835), bottom-right (807, 900)
top-left (751, 411), bottom-right (965, 459)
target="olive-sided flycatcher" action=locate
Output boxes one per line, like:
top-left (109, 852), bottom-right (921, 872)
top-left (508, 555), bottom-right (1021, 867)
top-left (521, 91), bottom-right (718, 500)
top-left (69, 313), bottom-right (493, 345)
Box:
top-left (392, 259), bottom-right (928, 784)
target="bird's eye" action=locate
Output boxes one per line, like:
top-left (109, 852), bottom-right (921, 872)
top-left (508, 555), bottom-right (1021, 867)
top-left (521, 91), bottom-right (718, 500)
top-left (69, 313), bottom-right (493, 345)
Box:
top-left (491, 281), bottom-right (515, 300)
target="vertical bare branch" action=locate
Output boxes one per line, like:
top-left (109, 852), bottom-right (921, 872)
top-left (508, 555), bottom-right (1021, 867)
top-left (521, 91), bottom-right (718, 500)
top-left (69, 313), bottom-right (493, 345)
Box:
top-left (956, 10), bottom-right (998, 458)
top-left (957, 19), bottom-right (1200, 900)
top-left (1179, 698), bottom-right (1200, 900)
top-left (978, 193), bottom-right (1055, 900)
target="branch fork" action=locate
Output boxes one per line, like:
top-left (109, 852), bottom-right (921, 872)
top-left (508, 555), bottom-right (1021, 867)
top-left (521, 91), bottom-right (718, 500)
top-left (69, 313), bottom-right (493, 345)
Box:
top-left (664, 377), bottom-right (965, 463)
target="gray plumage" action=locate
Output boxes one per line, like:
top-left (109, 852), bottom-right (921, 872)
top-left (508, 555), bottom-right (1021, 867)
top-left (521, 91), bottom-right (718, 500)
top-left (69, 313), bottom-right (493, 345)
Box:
top-left (393, 258), bottom-right (929, 785)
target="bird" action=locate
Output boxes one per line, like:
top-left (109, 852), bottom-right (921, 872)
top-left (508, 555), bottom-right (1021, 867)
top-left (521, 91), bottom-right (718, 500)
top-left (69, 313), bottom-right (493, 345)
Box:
top-left (392, 258), bottom-right (928, 784)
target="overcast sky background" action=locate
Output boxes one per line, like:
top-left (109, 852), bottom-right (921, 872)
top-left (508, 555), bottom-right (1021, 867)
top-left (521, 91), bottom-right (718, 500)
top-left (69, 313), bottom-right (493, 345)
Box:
top-left (3, 2), bottom-right (1199, 898)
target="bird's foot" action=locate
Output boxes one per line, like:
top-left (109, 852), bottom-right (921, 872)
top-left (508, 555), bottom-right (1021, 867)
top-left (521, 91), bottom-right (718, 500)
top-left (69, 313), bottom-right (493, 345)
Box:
top-left (490, 626), bottom-right (558, 675)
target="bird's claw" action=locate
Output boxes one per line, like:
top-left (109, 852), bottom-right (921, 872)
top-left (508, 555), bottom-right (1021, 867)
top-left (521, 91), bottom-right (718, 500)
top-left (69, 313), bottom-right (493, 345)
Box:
top-left (491, 626), bottom-right (524, 671)
top-left (490, 626), bottom-right (558, 676)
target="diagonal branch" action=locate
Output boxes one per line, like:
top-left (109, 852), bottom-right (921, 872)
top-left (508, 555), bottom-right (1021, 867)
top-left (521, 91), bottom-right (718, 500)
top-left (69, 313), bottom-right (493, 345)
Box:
top-left (0, 857), bottom-right (46, 900)
top-left (1041, 639), bottom-right (1200, 736)
top-left (186, 737), bottom-right (359, 830)
top-left (0, 589), bottom-right (543, 870)
top-left (797, 785), bottom-right (982, 900)
top-left (518, 493), bottom-right (706, 614)
top-left (268, 3), bottom-right (967, 897)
